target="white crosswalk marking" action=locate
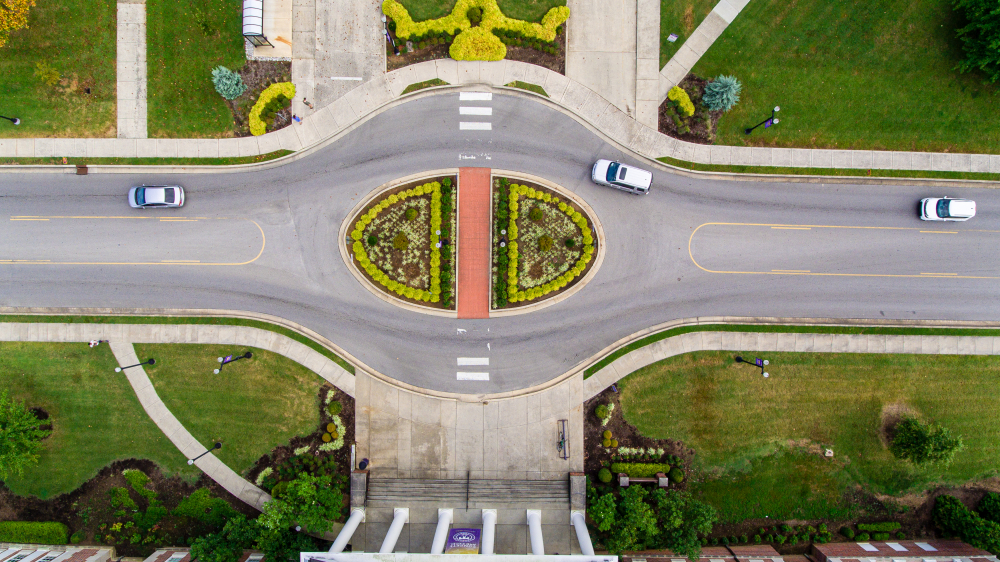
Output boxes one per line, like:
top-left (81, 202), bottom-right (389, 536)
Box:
top-left (460, 122), bottom-right (492, 130)
top-left (460, 106), bottom-right (493, 115)
top-left (457, 372), bottom-right (490, 380)
top-left (460, 92), bottom-right (493, 101)
top-left (458, 357), bottom-right (490, 366)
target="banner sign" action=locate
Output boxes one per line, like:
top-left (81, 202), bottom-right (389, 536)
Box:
top-left (222, 354), bottom-right (234, 364)
top-left (445, 528), bottom-right (481, 554)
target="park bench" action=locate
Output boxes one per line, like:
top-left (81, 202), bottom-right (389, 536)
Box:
top-left (618, 473), bottom-right (668, 488)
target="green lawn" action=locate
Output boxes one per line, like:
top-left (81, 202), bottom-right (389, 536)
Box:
top-left (398, 0), bottom-right (566, 23)
top-left (691, 0), bottom-right (1000, 153)
top-left (618, 351), bottom-right (1000, 522)
top-left (659, 0), bottom-right (715, 68)
top-left (0, 0), bottom-right (116, 137)
top-left (146, 0), bottom-right (245, 137)
top-left (137, 344), bottom-right (323, 474)
top-left (0, 343), bottom-right (196, 499)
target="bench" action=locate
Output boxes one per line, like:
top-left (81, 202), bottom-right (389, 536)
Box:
top-left (618, 473), bottom-right (668, 488)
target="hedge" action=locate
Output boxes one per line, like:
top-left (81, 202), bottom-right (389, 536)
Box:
top-left (382, 0), bottom-right (569, 43)
top-left (450, 27), bottom-right (506, 61)
top-left (933, 495), bottom-right (1000, 554)
top-left (610, 462), bottom-right (672, 478)
top-left (858, 522), bottom-right (901, 533)
top-left (249, 82), bottom-right (296, 136)
top-left (0, 521), bottom-right (70, 544)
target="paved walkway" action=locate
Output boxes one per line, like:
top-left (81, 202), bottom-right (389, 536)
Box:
top-left (456, 167), bottom-right (492, 319)
top-left (659, 0), bottom-right (752, 99)
top-left (5, 59), bottom-right (1000, 175)
top-left (116, 1), bottom-right (147, 139)
top-left (565, 0), bottom-right (637, 117)
top-left (635, 0), bottom-right (661, 128)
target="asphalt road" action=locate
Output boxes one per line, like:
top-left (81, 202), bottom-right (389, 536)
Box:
top-left (2, 92), bottom-right (999, 393)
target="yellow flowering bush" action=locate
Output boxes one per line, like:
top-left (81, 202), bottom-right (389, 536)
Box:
top-left (383, 0), bottom-right (569, 44)
top-left (0, 0), bottom-right (35, 48)
top-left (668, 86), bottom-right (695, 117)
top-left (450, 27), bottom-right (506, 61)
top-left (249, 82), bottom-right (296, 136)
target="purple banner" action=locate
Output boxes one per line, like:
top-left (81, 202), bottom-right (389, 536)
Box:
top-left (222, 354), bottom-right (234, 364)
top-left (445, 528), bottom-right (481, 554)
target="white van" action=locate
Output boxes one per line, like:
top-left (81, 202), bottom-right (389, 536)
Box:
top-left (591, 159), bottom-right (652, 195)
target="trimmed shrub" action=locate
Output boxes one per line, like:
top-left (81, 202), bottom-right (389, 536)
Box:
top-left (595, 404), bottom-right (609, 420)
top-left (0, 521), bottom-right (69, 545)
top-left (538, 235), bottom-right (553, 252)
top-left (327, 400), bottom-right (343, 415)
top-left (753, 534), bottom-right (761, 544)
top-left (405, 207), bottom-right (418, 220)
top-left (366, 234), bottom-right (378, 246)
top-left (668, 86), bottom-right (695, 117)
top-left (249, 82), bottom-right (296, 136)
top-left (211, 66), bottom-right (247, 100)
top-left (934, 494), bottom-right (1000, 552)
top-left (383, 0), bottom-right (569, 43)
top-left (856, 532), bottom-right (870, 541)
top-left (70, 530), bottom-right (84, 544)
top-left (702, 75), bottom-right (742, 112)
top-left (602, 438), bottom-right (611, 447)
top-left (858, 522), bottom-right (902, 533)
top-left (450, 27), bottom-right (506, 61)
top-left (602, 430), bottom-right (612, 439)
top-left (565, 238), bottom-right (575, 248)
top-left (873, 532), bottom-right (890, 541)
top-left (598, 467), bottom-right (613, 483)
top-left (529, 206), bottom-right (543, 222)
top-left (841, 526), bottom-right (855, 539)
top-left (896, 531), bottom-right (906, 539)
top-left (610, 439), bottom-right (618, 447)
top-left (979, 492), bottom-right (1000, 523)
top-left (741, 534), bottom-right (749, 544)
top-left (668, 467), bottom-right (684, 483)
top-left (610, 462), bottom-right (671, 478)
top-left (466, 6), bottom-right (483, 25)
top-left (393, 231), bottom-right (409, 250)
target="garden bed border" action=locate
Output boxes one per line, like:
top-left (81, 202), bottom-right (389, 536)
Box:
top-left (489, 169), bottom-right (607, 317)
top-left (339, 169), bottom-right (460, 318)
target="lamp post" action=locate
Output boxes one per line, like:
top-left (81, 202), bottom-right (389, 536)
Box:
top-left (115, 358), bottom-right (155, 372)
top-left (744, 106), bottom-right (780, 135)
top-left (188, 442), bottom-right (222, 465)
top-left (735, 355), bottom-right (769, 377)
top-left (215, 351), bottom-right (253, 374)
top-left (0, 115), bottom-right (20, 126)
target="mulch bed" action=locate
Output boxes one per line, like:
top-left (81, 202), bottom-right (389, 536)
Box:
top-left (658, 74), bottom-right (724, 145)
top-left (228, 60), bottom-right (293, 138)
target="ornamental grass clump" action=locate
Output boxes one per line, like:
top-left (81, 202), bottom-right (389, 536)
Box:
top-left (702, 75), bottom-right (742, 112)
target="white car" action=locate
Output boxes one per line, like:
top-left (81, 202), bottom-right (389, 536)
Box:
top-left (591, 159), bottom-right (652, 195)
top-left (920, 197), bottom-right (975, 221)
top-left (129, 185), bottom-right (185, 209)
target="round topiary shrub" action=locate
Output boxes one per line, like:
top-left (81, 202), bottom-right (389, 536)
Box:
top-left (598, 467), bottom-right (612, 483)
top-left (595, 404), bottom-right (609, 420)
top-left (669, 467), bottom-right (684, 483)
top-left (610, 439), bottom-right (618, 447)
top-left (70, 530), bottom-right (84, 544)
top-left (405, 207), bottom-right (418, 220)
top-left (322, 432), bottom-right (332, 442)
top-left (393, 231), bottom-right (409, 250)
top-left (565, 238), bottom-right (575, 248)
top-left (366, 234), bottom-right (378, 247)
top-left (529, 206), bottom-right (544, 222)
top-left (538, 235), bottom-right (553, 252)
top-left (327, 422), bottom-right (336, 433)
top-left (327, 401), bottom-right (343, 415)
top-left (602, 438), bottom-right (611, 447)
top-left (466, 6), bottom-right (483, 25)
top-left (602, 430), bottom-right (612, 439)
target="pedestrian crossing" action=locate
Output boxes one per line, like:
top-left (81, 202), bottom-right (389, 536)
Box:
top-left (457, 356), bottom-right (489, 380)
top-left (459, 91), bottom-right (493, 130)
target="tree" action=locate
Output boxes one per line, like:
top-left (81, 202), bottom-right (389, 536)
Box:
top-left (173, 488), bottom-right (238, 533)
top-left (980, 492), bottom-right (1000, 524)
top-left (257, 527), bottom-right (320, 562)
top-left (588, 491), bottom-right (617, 532)
top-left (211, 66), bottom-right (247, 100)
top-left (701, 75), bottom-right (742, 112)
top-left (0, 390), bottom-right (51, 480)
top-left (259, 472), bottom-right (343, 535)
top-left (190, 515), bottom-right (261, 562)
top-left (890, 416), bottom-right (964, 465)
top-left (606, 485), bottom-right (659, 553)
top-left (649, 489), bottom-right (717, 560)
top-left (952, 0), bottom-right (1000, 83)
top-left (0, 0), bottom-right (35, 48)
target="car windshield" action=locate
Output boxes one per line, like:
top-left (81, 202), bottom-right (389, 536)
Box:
top-left (135, 188), bottom-right (145, 206)
top-left (937, 199), bottom-right (951, 218)
top-left (606, 162), bottom-right (620, 183)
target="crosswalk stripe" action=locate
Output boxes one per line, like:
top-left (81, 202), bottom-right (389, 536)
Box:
top-left (457, 372), bottom-right (490, 380)
top-left (458, 357), bottom-right (489, 366)
top-left (460, 92), bottom-right (493, 101)
top-left (460, 107), bottom-right (493, 115)
top-left (460, 122), bottom-right (492, 130)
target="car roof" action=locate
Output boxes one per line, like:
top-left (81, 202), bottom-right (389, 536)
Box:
top-left (621, 166), bottom-right (653, 188)
top-left (143, 187), bottom-right (169, 204)
top-left (949, 199), bottom-right (976, 217)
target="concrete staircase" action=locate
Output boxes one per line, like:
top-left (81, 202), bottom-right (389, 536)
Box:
top-left (367, 478), bottom-right (570, 509)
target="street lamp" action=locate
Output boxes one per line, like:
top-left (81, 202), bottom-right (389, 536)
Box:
top-left (214, 351), bottom-right (253, 374)
top-left (115, 358), bottom-right (155, 372)
top-left (0, 115), bottom-right (20, 126)
top-left (735, 355), bottom-right (769, 378)
top-left (744, 106), bottom-right (780, 135)
top-left (188, 442), bottom-right (222, 465)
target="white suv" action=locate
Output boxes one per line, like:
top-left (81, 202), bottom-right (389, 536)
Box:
top-left (591, 159), bottom-right (652, 195)
top-left (920, 197), bottom-right (975, 221)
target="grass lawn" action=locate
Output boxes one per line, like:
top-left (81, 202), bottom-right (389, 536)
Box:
top-left (659, 0), bottom-right (714, 67)
top-left (692, 0), bottom-right (1000, 153)
top-left (618, 351), bottom-right (1000, 522)
top-left (398, 0), bottom-right (566, 23)
top-left (0, 0), bottom-right (116, 137)
top-left (146, 0), bottom-right (245, 137)
top-left (0, 343), bottom-right (195, 499)
top-left (137, 344), bottom-right (323, 475)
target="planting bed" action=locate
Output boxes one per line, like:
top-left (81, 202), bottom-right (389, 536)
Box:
top-left (491, 176), bottom-right (597, 309)
top-left (348, 175), bottom-right (458, 309)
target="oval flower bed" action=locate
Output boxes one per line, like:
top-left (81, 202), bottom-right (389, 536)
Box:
top-left (348, 175), bottom-right (457, 309)
top-left (492, 176), bottom-right (596, 308)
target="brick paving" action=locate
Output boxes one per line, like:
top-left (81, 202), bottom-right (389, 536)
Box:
top-left (456, 167), bottom-right (492, 319)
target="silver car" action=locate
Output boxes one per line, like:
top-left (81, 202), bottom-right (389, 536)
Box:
top-left (129, 185), bottom-right (185, 208)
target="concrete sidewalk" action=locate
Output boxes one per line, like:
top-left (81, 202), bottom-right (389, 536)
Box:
top-left (117, 1), bottom-right (147, 139)
top-left (565, 0), bottom-right (637, 117)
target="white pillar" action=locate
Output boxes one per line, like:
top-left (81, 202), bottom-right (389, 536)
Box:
top-left (329, 508), bottom-right (365, 553)
top-left (482, 509), bottom-right (498, 555)
top-left (379, 507), bottom-right (409, 553)
top-left (527, 509), bottom-right (544, 555)
top-left (430, 508), bottom-right (454, 554)
top-left (570, 511), bottom-right (595, 555)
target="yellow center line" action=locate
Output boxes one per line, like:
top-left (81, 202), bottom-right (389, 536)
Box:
top-left (920, 272), bottom-right (958, 276)
top-left (12, 259), bottom-right (51, 262)
top-left (10, 218), bottom-right (49, 221)
top-left (159, 219), bottom-right (197, 222)
top-left (920, 231), bottom-right (958, 234)
top-left (161, 260), bottom-right (201, 263)
top-left (771, 227), bottom-right (811, 230)
top-left (772, 269), bottom-right (810, 273)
